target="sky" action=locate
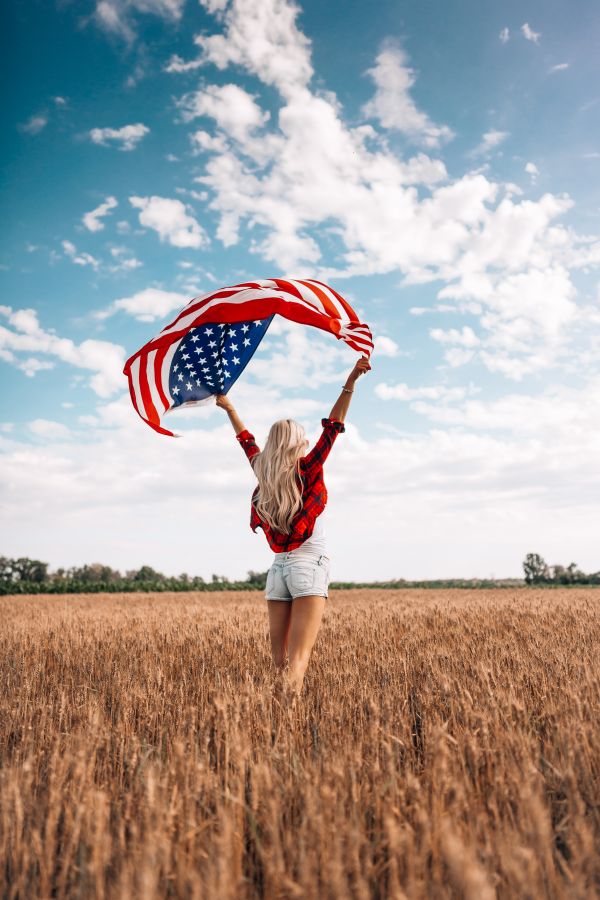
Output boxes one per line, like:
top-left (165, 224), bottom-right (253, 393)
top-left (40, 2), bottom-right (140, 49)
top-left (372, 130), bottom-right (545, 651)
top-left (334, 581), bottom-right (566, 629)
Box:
top-left (2, 0), bottom-right (600, 582)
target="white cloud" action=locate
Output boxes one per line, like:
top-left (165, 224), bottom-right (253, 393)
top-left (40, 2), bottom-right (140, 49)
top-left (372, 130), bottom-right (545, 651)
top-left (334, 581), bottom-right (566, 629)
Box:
top-left (469, 129), bottom-right (509, 157)
top-left (374, 382), bottom-right (469, 402)
top-left (18, 114), bottom-right (48, 135)
top-left (430, 326), bottom-right (480, 347)
top-left (176, 83), bottom-right (270, 142)
top-left (53, 96), bottom-right (67, 106)
top-left (405, 376), bottom-right (600, 438)
top-left (95, 287), bottom-right (190, 321)
top-left (362, 46), bottom-right (454, 147)
top-left (89, 123), bottom-right (150, 151)
top-left (373, 335), bottom-right (400, 357)
top-left (190, 130), bottom-right (228, 154)
top-left (106, 246), bottom-right (143, 272)
top-left (92, 0), bottom-right (185, 43)
top-left (111, 257), bottom-right (143, 272)
top-left (62, 240), bottom-right (100, 271)
top-left (129, 195), bottom-right (209, 248)
top-left (29, 419), bottom-right (71, 440)
top-left (521, 23), bottom-right (541, 44)
top-left (549, 63), bottom-right (569, 73)
top-left (499, 27), bottom-right (509, 44)
top-left (82, 196), bottom-right (118, 232)
top-left (167, 0), bottom-right (313, 97)
top-left (525, 161), bottom-right (539, 182)
top-left (18, 357), bottom-right (56, 377)
top-left (0, 306), bottom-right (125, 397)
top-left (165, 0), bottom-right (600, 385)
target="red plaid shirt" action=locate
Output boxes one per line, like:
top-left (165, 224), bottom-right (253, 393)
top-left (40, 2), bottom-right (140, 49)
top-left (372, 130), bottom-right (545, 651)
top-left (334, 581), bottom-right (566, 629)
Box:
top-left (236, 418), bottom-right (346, 552)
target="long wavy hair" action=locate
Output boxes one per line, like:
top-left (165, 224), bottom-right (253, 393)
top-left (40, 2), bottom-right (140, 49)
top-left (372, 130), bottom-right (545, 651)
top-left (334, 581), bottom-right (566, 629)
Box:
top-left (251, 419), bottom-right (308, 534)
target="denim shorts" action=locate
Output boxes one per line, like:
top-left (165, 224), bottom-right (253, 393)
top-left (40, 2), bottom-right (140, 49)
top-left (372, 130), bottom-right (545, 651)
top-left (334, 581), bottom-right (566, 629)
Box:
top-left (265, 552), bottom-right (331, 602)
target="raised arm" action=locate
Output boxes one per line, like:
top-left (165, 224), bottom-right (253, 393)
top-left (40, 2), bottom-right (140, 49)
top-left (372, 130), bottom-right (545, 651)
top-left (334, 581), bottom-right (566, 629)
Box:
top-left (328, 356), bottom-right (371, 423)
top-left (215, 394), bottom-right (259, 467)
top-left (215, 394), bottom-right (246, 435)
top-left (302, 356), bottom-right (371, 470)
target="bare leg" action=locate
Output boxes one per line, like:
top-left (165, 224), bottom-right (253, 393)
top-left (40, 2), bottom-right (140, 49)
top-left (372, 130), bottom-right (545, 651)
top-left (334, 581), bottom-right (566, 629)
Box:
top-left (266, 599), bottom-right (293, 669)
top-left (286, 595), bottom-right (326, 695)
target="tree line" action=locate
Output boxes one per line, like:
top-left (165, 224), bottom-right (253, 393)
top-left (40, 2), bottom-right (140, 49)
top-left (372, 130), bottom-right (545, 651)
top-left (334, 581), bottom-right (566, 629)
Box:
top-left (0, 554), bottom-right (598, 595)
top-left (0, 557), bottom-right (268, 594)
top-left (522, 553), bottom-right (600, 585)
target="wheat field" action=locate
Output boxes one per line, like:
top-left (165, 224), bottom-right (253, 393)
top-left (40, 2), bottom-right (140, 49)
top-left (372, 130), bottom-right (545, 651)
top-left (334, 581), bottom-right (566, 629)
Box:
top-left (1, 588), bottom-right (598, 899)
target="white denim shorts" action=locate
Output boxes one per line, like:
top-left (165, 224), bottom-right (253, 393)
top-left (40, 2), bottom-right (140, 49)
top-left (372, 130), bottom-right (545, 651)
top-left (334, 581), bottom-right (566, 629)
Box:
top-left (265, 552), bottom-right (331, 602)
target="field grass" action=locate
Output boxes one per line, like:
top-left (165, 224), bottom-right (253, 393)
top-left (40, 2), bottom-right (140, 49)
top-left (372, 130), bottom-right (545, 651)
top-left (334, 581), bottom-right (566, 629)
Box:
top-left (1, 588), bottom-right (599, 899)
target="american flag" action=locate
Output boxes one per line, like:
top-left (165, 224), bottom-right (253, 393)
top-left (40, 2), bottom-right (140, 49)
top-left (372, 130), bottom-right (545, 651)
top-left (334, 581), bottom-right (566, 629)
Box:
top-left (123, 278), bottom-right (374, 437)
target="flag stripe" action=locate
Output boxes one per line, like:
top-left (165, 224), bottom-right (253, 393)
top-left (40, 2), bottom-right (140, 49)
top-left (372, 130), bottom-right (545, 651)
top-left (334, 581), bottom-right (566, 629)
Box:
top-left (147, 349), bottom-right (167, 417)
top-left (297, 280), bottom-right (341, 319)
top-left (138, 353), bottom-right (160, 426)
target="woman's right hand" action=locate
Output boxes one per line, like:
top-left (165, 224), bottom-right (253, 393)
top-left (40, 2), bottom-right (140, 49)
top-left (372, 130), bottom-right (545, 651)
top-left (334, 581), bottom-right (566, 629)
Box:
top-left (348, 356), bottom-right (371, 383)
top-left (215, 393), bottom-right (234, 411)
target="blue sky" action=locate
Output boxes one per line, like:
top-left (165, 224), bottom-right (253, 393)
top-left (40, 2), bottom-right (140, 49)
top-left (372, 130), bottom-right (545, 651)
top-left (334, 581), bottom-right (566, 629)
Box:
top-left (2, 0), bottom-right (600, 581)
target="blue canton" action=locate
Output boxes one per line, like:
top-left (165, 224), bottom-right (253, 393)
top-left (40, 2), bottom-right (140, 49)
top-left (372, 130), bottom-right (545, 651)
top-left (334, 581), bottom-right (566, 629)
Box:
top-left (168, 316), bottom-right (274, 408)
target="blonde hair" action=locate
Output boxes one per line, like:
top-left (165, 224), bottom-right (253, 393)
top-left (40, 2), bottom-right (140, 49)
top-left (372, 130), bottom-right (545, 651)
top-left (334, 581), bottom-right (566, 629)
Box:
top-left (251, 419), bottom-right (308, 534)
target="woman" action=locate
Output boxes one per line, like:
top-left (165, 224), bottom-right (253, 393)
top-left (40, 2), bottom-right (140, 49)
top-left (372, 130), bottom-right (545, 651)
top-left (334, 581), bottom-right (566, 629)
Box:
top-left (215, 355), bottom-right (371, 696)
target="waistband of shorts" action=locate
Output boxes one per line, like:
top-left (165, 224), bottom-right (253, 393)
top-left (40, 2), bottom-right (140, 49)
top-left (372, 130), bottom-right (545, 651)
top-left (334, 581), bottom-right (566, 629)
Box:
top-left (272, 550), bottom-right (328, 565)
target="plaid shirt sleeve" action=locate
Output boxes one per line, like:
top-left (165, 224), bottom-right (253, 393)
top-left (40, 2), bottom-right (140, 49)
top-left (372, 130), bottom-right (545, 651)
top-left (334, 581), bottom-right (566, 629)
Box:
top-left (236, 429), bottom-right (260, 468)
top-left (301, 418), bottom-right (346, 473)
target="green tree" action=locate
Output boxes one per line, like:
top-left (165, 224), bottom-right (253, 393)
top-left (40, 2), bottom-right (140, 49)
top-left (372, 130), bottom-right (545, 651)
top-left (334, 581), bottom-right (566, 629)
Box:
top-left (128, 565), bottom-right (166, 583)
top-left (9, 557), bottom-right (49, 583)
top-left (523, 553), bottom-right (550, 584)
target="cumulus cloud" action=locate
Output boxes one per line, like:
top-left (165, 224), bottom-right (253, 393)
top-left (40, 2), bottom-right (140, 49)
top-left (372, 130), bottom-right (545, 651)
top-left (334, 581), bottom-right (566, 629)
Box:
top-left (499, 27), bottom-right (510, 44)
top-left (82, 196), bottom-right (119, 232)
top-left (107, 247), bottom-right (143, 273)
top-left (29, 419), bottom-right (71, 440)
top-left (374, 382), bottom-right (470, 402)
top-left (176, 83), bottom-right (270, 146)
top-left (430, 326), bottom-right (480, 347)
top-left (362, 46), bottom-right (454, 147)
top-left (89, 123), bottom-right (149, 151)
top-left (92, 0), bottom-right (185, 43)
top-left (62, 239), bottom-right (101, 271)
top-left (525, 161), bottom-right (539, 182)
top-left (160, 0), bottom-right (600, 383)
top-left (373, 335), bottom-right (401, 357)
top-left (0, 306), bottom-right (125, 397)
top-left (469, 129), bottom-right (509, 157)
top-left (166, 0), bottom-right (313, 96)
top-left (95, 287), bottom-right (190, 321)
top-left (549, 63), bottom-right (569, 73)
top-left (521, 23), bottom-right (541, 43)
top-left (129, 195), bottom-right (209, 249)
top-left (18, 114), bottom-right (48, 135)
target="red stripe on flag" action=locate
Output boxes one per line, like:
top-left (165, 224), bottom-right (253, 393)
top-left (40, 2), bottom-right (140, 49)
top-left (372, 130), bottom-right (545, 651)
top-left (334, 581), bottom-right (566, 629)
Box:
top-left (297, 280), bottom-right (340, 319)
top-left (138, 353), bottom-right (160, 427)
top-left (311, 279), bottom-right (358, 321)
top-left (272, 279), bottom-right (306, 302)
